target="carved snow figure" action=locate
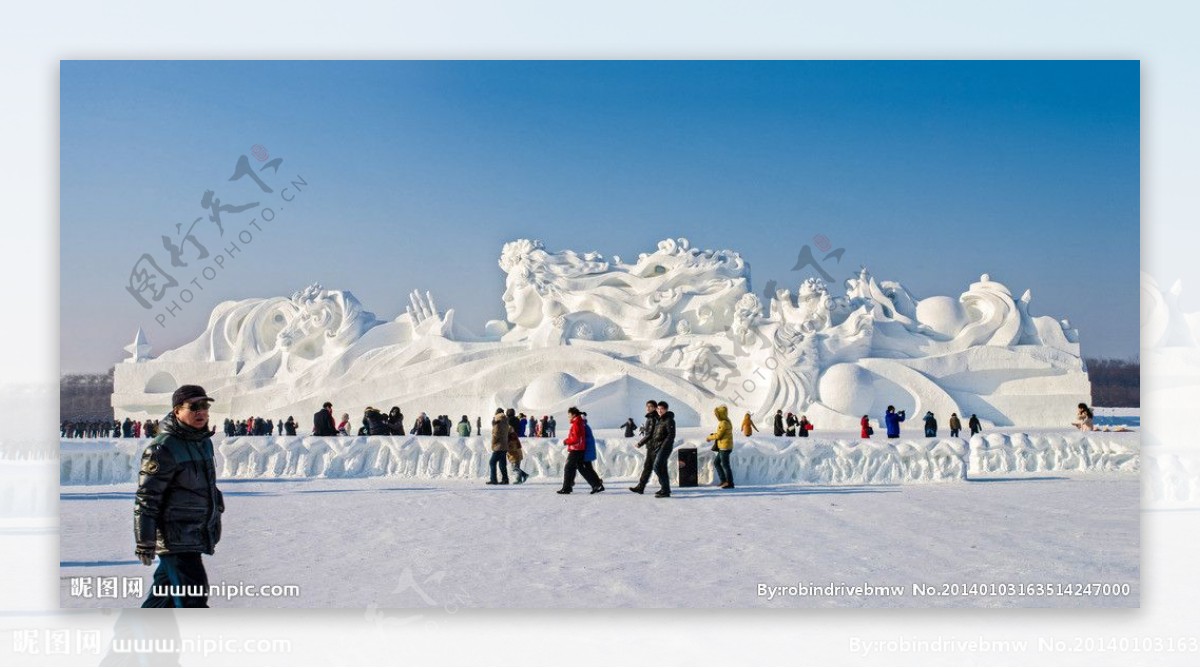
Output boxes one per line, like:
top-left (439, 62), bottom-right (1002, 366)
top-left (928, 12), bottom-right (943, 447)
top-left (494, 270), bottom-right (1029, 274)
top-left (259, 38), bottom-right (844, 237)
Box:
top-left (115, 239), bottom-right (1090, 429)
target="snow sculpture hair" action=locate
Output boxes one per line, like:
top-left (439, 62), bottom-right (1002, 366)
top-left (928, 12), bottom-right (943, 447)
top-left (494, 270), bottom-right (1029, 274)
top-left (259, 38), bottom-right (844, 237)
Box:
top-left (498, 237), bottom-right (749, 342)
top-left (278, 284), bottom-right (380, 360)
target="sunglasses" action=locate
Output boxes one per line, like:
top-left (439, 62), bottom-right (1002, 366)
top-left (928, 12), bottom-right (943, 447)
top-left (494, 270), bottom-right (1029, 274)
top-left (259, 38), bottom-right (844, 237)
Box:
top-left (186, 402), bottom-right (212, 411)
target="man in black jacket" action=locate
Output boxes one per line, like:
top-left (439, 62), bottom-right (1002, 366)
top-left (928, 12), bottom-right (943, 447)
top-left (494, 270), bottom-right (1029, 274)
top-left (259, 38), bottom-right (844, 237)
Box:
top-left (648, 401), bottom-right (677, 497)
top-left (135, 385), bottom-right (224, 607)
top-left (629, 400), bottom-right (661, 495)
top-left (313, 401), bottom-right (337, 436)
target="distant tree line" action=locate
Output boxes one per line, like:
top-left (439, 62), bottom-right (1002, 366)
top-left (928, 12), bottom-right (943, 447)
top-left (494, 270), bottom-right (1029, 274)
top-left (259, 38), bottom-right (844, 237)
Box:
top-left (60, 368), bottom-right (114, 421)
top-left (1086, 357), bottom-right (1139, 408)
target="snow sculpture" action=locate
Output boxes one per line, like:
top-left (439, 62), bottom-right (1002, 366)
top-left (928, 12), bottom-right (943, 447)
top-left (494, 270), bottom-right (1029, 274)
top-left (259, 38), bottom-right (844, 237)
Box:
top-left (123, 328), bottom-right (152, 363)
top-left (114, 238), bottom-right (1091, 428)
top-left (496, 238), bottom-right (748, 344)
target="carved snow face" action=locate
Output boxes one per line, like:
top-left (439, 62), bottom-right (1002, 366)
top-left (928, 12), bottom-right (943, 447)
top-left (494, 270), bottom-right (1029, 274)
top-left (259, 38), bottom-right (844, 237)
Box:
top-left (502, 270), bottom-right (544, 329)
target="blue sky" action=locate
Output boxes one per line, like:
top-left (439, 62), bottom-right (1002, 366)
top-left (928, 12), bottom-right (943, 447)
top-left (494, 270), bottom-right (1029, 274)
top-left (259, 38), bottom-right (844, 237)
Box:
top-left (60, 60), bottom-right (1139, 372)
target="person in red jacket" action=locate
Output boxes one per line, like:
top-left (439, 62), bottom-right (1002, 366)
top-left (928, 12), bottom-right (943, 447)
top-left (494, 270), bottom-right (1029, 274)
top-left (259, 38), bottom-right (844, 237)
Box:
top-left (557, 407), bottom-right (603, 494)
top-left (860, 415), bottom-right (872, 439)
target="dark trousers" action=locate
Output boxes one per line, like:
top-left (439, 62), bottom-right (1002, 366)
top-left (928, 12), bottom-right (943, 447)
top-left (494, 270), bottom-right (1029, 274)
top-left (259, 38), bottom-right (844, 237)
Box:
top-left (142, 553), bottom-right (209, 608)
top-left (925, 428), bottom-right (936, 437)
top-left (562, 450), bottom-right (601, 491)
top-left (489, 451), bottom-right (509, 483)
top-left (950, 428), bottom-right (960, 437)
top-left (634, 444), bottom-right (660, 490)
top-left (653, 445), bottom-right (674, 494)
top-left (714, 449), bottom-right (733, 486)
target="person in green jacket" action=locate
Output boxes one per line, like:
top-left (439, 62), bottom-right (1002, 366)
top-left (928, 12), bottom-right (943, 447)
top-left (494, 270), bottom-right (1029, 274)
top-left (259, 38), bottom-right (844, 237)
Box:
top-left (706, 405), bottom-right (735, 489)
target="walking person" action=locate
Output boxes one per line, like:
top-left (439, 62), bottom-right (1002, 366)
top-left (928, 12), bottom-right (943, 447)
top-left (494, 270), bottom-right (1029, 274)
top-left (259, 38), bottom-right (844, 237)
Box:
top-left (557, 407), bottom-right (603, 494)
top-left (773, 409), bottom-right (785, 437)
top-left (798, 415), bottom-right (813, 437)
top-left (488, 409), bottom-right (511, 485)
top-left (622, 417), bottom-right (636, 438)
top-left (741, 412), bottom-right (758, 437)
top-left (948, 413), bottom-right (962, 438)
top-left (135, 385), bottom-right (224, 608)
top-left (313, 401), bottom-right (337, 436)
top-left (706, 405), bottom-right (734, 489)
top-left (505, 411), bottom-right (529, 484)
top-left (968, 413), bottom-right (982, 436)
top-left (284, 416), bottom-right (297, 436)
top-left (629, 400), bottom-right (660, 494)
top-left (884, 405), bottom-right (906, 439)
top-left (923, 411), bottom-right (938, 437)
top-left (647, 401), bottom-right (677, 498)
top-left (579, 412), bottom-right (604, 493)
top-left (457, 415), bottom-right (472, 437)
top-left (860, 415), bottom-right (873, 439)
top-left (785, 412), bottom-right (798, 437)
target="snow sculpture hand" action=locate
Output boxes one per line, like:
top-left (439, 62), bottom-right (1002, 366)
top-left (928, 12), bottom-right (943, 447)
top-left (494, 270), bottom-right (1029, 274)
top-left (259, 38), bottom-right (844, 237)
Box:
top-left (406, 290), bottom-right (452, 339)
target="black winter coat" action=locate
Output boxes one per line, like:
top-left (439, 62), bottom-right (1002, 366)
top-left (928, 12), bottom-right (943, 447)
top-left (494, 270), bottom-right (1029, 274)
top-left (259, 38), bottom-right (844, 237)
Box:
top-left (636, 411), bottom-right (659, 448)
top-left (313, 408), bottom-right (337, 436)
top-left (134, 414), bottom-right (224, 556)
top-left (365, 410), bottom-right (391, 435)
top-left (387, 413), bottom-right (405, 436)
top-left (649, 411), bottom-right (677, 451)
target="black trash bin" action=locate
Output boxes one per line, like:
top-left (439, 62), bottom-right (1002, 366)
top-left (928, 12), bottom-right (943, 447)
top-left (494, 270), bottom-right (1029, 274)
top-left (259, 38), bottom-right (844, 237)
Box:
top-left (677, 447), bottom-right (698, 487)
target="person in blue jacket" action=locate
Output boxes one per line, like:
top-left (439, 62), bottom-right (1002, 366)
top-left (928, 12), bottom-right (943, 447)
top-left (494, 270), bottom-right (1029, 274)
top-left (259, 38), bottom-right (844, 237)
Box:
top-left (580, 412), bottom-right (604, 493)
top-left (884, 405), bottom-right (906, 439)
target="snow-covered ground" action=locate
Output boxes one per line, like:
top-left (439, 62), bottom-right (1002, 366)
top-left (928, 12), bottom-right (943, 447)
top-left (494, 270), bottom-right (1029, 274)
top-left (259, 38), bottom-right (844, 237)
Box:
top-left (58, 418), bottom-right (1140, 609)
top-left (60, 472), bottom-right (1138, 609)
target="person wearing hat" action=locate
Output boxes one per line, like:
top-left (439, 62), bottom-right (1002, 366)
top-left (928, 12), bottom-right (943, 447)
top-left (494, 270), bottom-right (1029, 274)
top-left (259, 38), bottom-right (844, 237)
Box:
top-left (134, 384), bottom-right (225, 607)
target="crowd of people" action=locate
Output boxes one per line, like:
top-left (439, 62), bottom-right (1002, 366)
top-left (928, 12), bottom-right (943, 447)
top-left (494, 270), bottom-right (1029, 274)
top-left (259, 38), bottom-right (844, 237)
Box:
top-left (308, 402), bottom-right (558, 439)
top-left (82, 402), bottom-right (1143, 444)
top-left (61, 417), bottom-right (160, 439)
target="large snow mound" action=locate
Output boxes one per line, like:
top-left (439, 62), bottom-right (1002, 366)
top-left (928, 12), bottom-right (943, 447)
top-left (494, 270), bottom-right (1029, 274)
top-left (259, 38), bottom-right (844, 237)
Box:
top-left (60, 432), bottom-right (1138, 487)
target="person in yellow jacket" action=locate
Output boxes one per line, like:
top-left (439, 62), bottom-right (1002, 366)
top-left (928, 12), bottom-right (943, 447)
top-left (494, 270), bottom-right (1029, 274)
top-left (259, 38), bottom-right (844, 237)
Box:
top-left (707, 406), bottom-right (735, 489)
top-left (740, 411), bottom-right (758, 438)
